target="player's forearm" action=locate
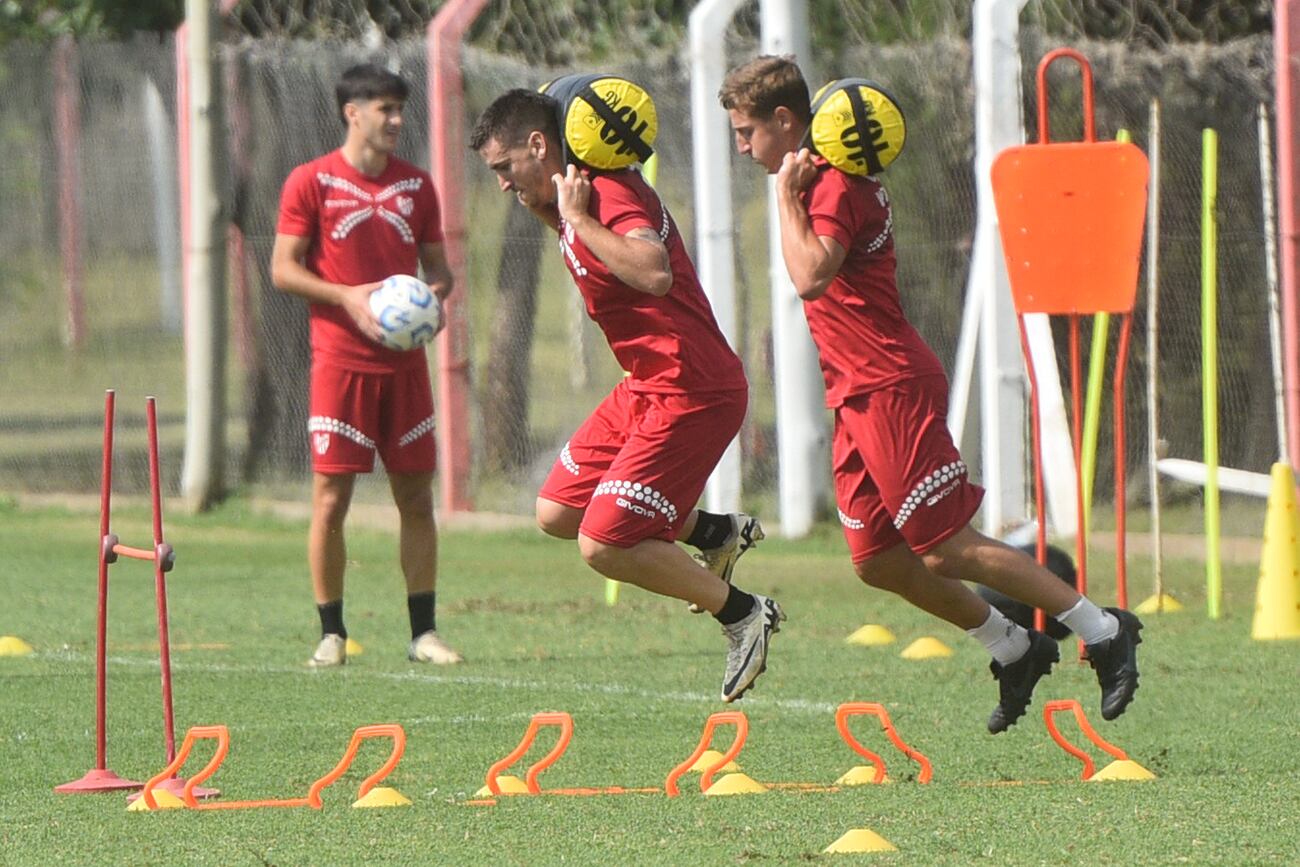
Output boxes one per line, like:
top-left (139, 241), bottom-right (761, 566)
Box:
top-left (271, 257), bottom-right (351, 306)
top-left (568, 217), bottom-right (672, 296)
top-left (420, 253), bottom-right (454, 300)
top-left (776, 191), bottom-right (834, 300)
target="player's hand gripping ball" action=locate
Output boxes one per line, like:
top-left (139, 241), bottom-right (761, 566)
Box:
top-left (368, 274), bottom-right (443, 351)
top-left (808, 78), bottom-right (906, 176)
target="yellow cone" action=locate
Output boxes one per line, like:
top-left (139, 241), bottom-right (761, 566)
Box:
top-left (0, 636), bottom-right (34, 656)
top-left (352, 786), bottom-right (412, 807)
top-left (126, 789), bottom-right (186, 811)
top-left (1134, 593), bottom-right (1183, 614)
top-left (823, 828), bottom-right (897, 853)
top-left (846, 624), bottom-right (896, 646)
top-left (474, 775), bottom-right (530, 797)
top-left (900, 636), bottom-right (953, 659)
top-left (1088, 759), bottom-right (1156, 782)
top-left (688, 749), bottom-right (740, 773)
top-left (835, 765), bottom-right (892, 785)
top-left (345, 638), bottom-right (364, 655)
top-left (703, 773), bottom-right (768, 795)
top-left (1252, 463), bottom-right (1300, 640)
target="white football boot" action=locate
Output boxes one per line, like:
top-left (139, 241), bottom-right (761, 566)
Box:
top-left (408, 630), bottom-right (465, 665)
top-left (307, 633), bottom-right (347, 668)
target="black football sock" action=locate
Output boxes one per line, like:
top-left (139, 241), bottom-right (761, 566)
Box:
top-left (408, 591), bottom-right (436, 639)
top-left (317, 600), bottom-right (346, 639)
top-left (713, 585), bottom-right (757, 625)
top-left (684, 511), bottom-right (733, 550)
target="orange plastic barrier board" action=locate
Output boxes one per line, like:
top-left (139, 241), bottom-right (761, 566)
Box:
top-left (991, 49), bottom-right (1149, 315)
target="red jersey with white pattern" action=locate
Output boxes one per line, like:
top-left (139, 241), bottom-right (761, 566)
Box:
top-left (277, 149), bottom-right (443, 372)
top-left (803, 160), bottom-right (945, 407)
top-left (557, 169), bottom-right (746, 394)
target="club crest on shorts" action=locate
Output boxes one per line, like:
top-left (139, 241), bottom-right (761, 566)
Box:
top-left (313, 432), bottom-right (330, 455)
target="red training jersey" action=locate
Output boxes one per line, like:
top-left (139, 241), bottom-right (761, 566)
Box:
top-left (556, 170), bottom-right (747, 395)
top-left (277, 149), bottom-right (444, 372)
top-left (802, 161), bottom-right (945, 407)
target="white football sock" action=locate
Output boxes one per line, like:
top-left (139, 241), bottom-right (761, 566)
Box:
top-left (967, 607), bottom-right (1031, 666)
top-left (1055, 598), bottom-right (1119, 645)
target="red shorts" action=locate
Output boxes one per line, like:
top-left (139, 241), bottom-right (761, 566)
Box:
top-left (539, 381), bottom-right (747, 547)
top-left (832, 374), bottom-right (983, 562)
top-left (308, 357), bottom-right (437, 475)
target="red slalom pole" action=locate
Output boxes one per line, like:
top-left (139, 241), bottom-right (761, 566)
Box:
top-left (98, 390), bottom-right (114, 770)
top-left (55, 390), bottom-right (141, 793)
top-left (145, 397), bottom-right (178, 763)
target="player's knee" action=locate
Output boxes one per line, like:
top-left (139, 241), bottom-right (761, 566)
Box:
top-left (918, 527), bottom-right (981, 579)
top-left (576, 534), bottom-right (616, 571)
top-left (920, 547), bottom-right (952, 577)
top-left (313, 487), bottom-right (352, 527)
top-left (391, 485), bottom-right (433, 518)
top-left (854, 557), bottom-right (901, 592)
top-left (536, 499), bottom-right (580, 539)
top-left (854, 543), bottom-right (926, 594)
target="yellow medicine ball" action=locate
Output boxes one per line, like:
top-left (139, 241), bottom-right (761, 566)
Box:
top-left (808, 78), bottom-right (906, 176)
top-left (540, 74), bottom-right (658, 170)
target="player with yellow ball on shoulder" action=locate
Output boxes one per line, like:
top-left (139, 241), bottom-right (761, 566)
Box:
top-left (720, 55), bottom-right (1144, 732)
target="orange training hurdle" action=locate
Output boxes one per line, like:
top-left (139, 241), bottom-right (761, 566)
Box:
top-left (137, 723), bottom-right (406, 810)
top-left (835, 702), bottom-right (933, 784)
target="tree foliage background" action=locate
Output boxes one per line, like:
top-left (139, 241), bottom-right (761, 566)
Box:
top-left (0, 0), bottom-right (1275, 53)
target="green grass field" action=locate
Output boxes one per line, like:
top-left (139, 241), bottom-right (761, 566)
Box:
top-left (2, 497), bottom-right (1298, 865)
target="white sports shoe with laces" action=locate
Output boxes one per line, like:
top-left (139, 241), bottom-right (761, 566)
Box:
top-left (720, 594), bottom-right (784, 702)
top-left (307, 633), bottom-right (347, 668)
top-left (408, 630), bottom-right (464, 665)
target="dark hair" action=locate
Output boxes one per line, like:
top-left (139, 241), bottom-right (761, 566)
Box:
top-left (469, 88), bottom-right (560, 151)
top-left (719, 54), bottom-right (812, 124)
top-left (335, 63), bottom-right (410, 127)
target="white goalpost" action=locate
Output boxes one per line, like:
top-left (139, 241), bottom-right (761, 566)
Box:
top-left (689, 0), bottom-right (828, 535)
top-left (960, 0), bottom-right (1077, 538)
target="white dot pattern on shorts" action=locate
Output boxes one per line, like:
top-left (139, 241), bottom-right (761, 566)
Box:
top-left (838, 508), bottom-right (865, 530)
top-left (893, 460), bottom-right (968, 530)
top-left (560, 442), bottom-right (580, 476)
top-left (592, 478), bottom-right (678, 523)
top-left (308, 416), bottom-right (374, 450)
top-left (398, 415), bottom-right (436, 447)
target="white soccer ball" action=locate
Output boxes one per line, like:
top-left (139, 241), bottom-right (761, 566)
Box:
top-left (368, 274), bottom-right (443, 351)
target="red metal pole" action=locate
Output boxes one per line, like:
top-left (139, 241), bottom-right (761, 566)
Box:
top-left (1276, 0), bottom-right (1300, 468)
top-left (429, 0), bottom-right (490, 514)
top-left (54, 35), bottom-right (85, 349)
top-left (54, 390), bottom-right (142, 793)
top-left (96, 390), bottom-right (114, 769)
top-left (1070, 316), bottom-right (1087, 600)
top-left (146, 398), bottom-right (177, 764)
top-left (1017, 317), bottom-right (1049, 635)
top-left (176, 25), bottom-right (191, 332)
top-left (222, 0), bottom-right (254, 371)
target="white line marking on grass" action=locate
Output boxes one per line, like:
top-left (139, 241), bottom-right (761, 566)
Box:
top-left (45, 650), bottom-right (839, 716)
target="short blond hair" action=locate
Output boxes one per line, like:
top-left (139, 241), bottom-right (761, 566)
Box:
top-left (718, 55), bottom-right (811, 123)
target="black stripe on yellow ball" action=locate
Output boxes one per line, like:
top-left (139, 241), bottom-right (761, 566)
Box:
top-left (542, 73), bottom-right (657, 170)
top-left (809, 78), bottom-right (906, 176)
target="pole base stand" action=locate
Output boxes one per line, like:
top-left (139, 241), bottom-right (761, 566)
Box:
top-left (55, 768), bottom-right (143, 793)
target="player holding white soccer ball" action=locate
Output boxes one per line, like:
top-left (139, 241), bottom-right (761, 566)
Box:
top-left (369, 273), bottom-right (444, 351)
top-left (270, 63), bottom-right (463, 670)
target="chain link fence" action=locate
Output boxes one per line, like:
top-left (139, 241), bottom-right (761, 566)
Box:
top-left (0, 1), bottom-right (1279, 524)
